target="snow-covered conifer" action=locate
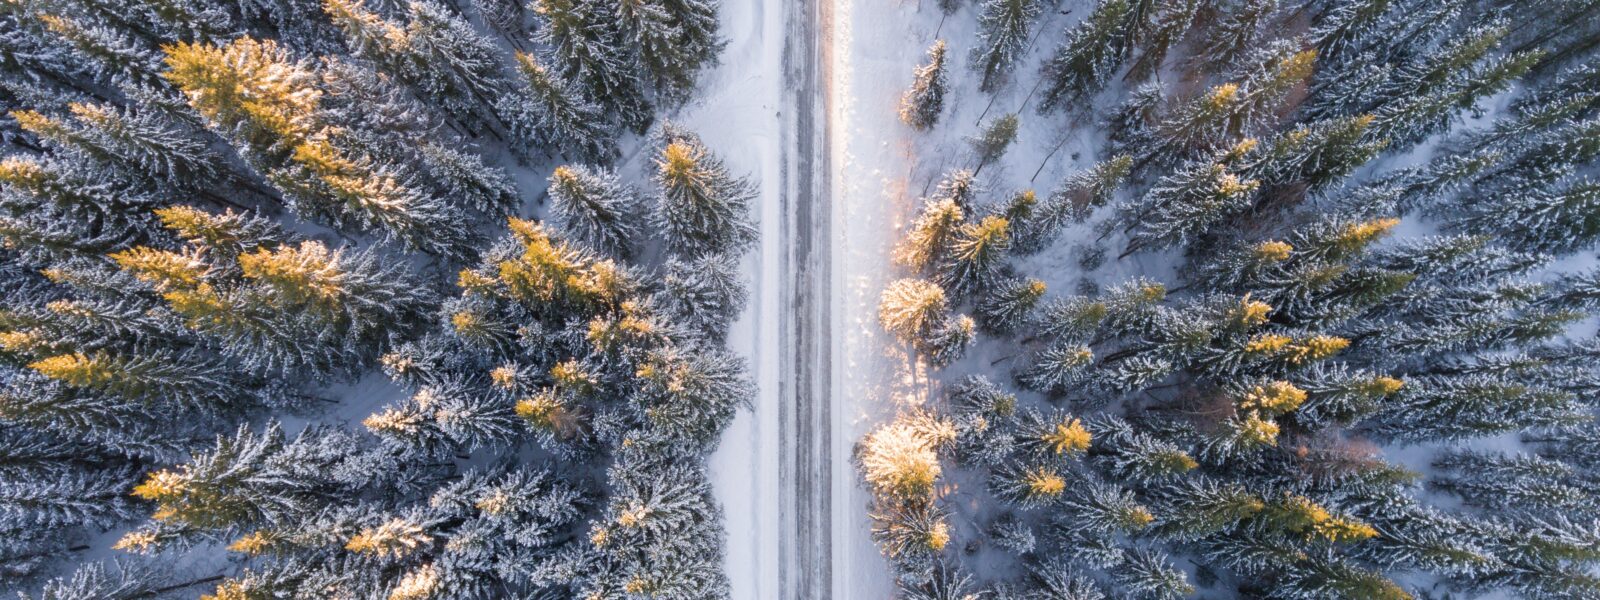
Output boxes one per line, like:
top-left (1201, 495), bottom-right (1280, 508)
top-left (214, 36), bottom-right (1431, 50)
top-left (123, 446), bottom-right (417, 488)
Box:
top-left (970, 0), bottom-right (1043, 92)
top-left (548, 164), bottom-right (642, 257)
top-left (650, 124), bottom-right (757, 257)
top-left (900, 40), bottom-right (949, 130)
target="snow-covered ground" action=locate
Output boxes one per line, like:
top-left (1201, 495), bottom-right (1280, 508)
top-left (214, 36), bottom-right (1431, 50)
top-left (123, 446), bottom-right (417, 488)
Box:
top-left (689, 0), bottom-right (784, 598)
top-left (696, 0), bottom-right (1132, 596)
top-left (827, 0), bottom-right (1104, 595)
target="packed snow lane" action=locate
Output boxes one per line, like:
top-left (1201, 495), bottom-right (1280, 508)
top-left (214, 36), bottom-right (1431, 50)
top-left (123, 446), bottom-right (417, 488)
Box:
top-left (696, 0), bottom-right (783, 598)
top-left (778, 0), bottom-right (836, 597)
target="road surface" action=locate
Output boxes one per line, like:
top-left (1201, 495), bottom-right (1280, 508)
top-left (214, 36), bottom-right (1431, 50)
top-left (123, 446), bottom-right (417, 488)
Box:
top-left (778, 0), bottom-right (835, 597)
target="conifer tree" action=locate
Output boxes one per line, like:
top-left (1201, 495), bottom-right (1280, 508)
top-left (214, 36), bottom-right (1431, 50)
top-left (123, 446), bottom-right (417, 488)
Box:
top-left (531, 0), bottom-right (651, 130)
top-left (896, 196), bottom-right (967, 272)
top-left (417, 142), bottom-right (520, 215)
top-left (163, 37), bottom-right (476, 256)
top-left (1459, 179), bottom-right (1600, 255)
top-left (617, 0), bottom-right (723, 99)
top-left (13, 102), bottom-right (221, 191)
top-left (1037, 0), bottom-right (1132, 113)
top-left (501, 51), bottom-right (615, 160)
top-left (650, 124), bottom-right (758, 257)
top-left (925, 314), bottom-right (976, 367)
top-left (1125, 0), bottom-right (1202, 83)
top-left (323, 0), bottom-right (508, 128)
top-left (1123, 161), bottom-right (1260, 255)
top-left (661, 252), bottom-right (747, 343)
top-left (1017, 156), bottom-right (1133, 252)
top-left (976, 277), bottom-right (1045, 334)
top-left (971, 0), bottom-right (1043, 92)
top-left (1203, 0), bottom-right (1278, 72)
top-left (971, 113), bottom-right (1020, 171)
top-left (900, 40), bottom-right (949, 130)
top-left (880, 278), bottom-right (949, 346)
top-left (939, 215), bottom-right (1012, 297)
top-left (547, 165), bottom-right (642, 257)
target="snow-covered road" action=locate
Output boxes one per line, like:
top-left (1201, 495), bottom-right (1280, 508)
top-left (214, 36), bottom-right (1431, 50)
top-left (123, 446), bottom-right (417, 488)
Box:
top-left (698, 0), bottom-right (1004, 597)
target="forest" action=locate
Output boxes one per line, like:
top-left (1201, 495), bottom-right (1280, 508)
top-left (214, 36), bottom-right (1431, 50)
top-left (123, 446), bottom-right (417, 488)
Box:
top-left (864, 0), bottom-right (1600, 598)
top-left (0, 0), bottom-right (753, 597)
top-left (7, 0), bottom-right (1600, 597)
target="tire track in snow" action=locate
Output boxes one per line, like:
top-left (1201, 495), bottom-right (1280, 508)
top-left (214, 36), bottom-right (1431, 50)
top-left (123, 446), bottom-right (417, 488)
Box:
top-left (780, 0), bottom-right (834, 596)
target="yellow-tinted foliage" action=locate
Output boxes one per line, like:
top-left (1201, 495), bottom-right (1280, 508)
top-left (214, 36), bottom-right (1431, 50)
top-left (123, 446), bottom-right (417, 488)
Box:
top-left (111, 247), bottom-right (208, 290)
top-left (860, 421), bottom-right (941, 499)
top-left (238, 241), bottom-right (344, 306)
top-left (388, 565), bottom-right (440, 600)
top-left (1041, 417), bottom-right (1092, 456)
top-left (1255, 240), bottom-right (1293, 262)
top-left (345, 519), bottom-right (430, 557)
top-left (1241, 381), bottom-right (1307, 415)
top-left (28, 353), bottom-right (113, 388)
top-left (227, 531), bottom-right (274, 555)
top-left (163, 37), bottom-right (320, 145)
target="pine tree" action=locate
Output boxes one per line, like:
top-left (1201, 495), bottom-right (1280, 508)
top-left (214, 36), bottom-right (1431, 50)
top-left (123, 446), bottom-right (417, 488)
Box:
top-left (871, 500), bottom-right (951, 572)
top-left (1021, 344), bottom-right (1095, 391)
top-left (896, 196), bottom-right (967, 272)
top-left (900, 40), bottom-right (949, 130)
top-left (1112, 547), bottom-right (1194, 600)
top-left (1460, 179), bottom-right (1600, 255)
top-left (630, 346), bottom-right (752, 448)
top-left (651, 124), bottom-right (758, 257)
top-left (971, 0), bottom-right (1044, 92)
top-left (1308, 0), bottom-right (1392, 62)
top-left (1017, 156), bottom-right (1133, 252)
top-left (1037, 0), bottom-right (1133, 113)
top-left (416, 142), bottom-right (520, 215)
top-left (163, 37), bottom-right (476, 256)
top-left (1148, 44), bottom-right (1315, 161)
top-left (880, 278), bottom-right (949, 346)
top-left (924, 314), bottom-right (976, 367)
top-left (548, 165), bottom-right (642, 257)
top-left (661, 252), bottom-right (748, 343)
top-left (1203, 0), bottom-right (1278, 72)
top-left (1243, 114), bottom-right (1386, 194)
top-left (1057, 480), bottom-right (1154, 535)
top-left (17, 562), bottom-right (170, 600)
top-left (120, 423), bottom-right (373, 547)
top-left (1125, 0), bottom-right (1202, 83)
top-left (365, 379), bottom-right (518, 455)
top-left (13, 102), bottom-right (221, 190)
top-left (323, 0), bottom-right (508, 128)
top-left (1150, 478), bottom-right (1262, 542)
top-left (860, 417), bottom-right (947, 500)
top-left (1123, 161), bottom-right (1260, 255)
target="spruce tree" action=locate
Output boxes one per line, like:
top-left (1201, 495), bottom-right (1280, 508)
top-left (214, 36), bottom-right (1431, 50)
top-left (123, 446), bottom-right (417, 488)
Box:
top-left (971, 0), bottom-right (1044, 93)
top-left (501, 51), bottom-right (615, 160)
top-left (617, 0), bottom-right (723, 99)
top-left (1037, 0), bottom-right (1133, 113)
top-left (900, 40), bottom-right (949, 131)
top-left (650, 124), bottom-right (757, 257)
top-left (938, 215), bottom-right (1012, 297)
top-left (531, 0), bottom-right (651, 131)
top-left (547, 164), bottom-right (643, 257)
top-left (971, 113), bottom-right (1020, 171)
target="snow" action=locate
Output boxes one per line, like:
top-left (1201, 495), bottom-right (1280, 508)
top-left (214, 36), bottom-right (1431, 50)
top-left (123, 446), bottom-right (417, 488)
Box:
top-left (825, 0), bottom-right (1103, 594)
top-left (687, 0), bottom-right (784, 597)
